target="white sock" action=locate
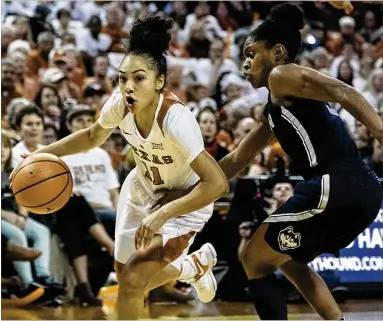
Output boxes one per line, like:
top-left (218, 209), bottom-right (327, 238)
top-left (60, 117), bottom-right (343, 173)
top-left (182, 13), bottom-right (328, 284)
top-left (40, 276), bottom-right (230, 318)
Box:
top-left (178, 258), bottom-right (197, 280)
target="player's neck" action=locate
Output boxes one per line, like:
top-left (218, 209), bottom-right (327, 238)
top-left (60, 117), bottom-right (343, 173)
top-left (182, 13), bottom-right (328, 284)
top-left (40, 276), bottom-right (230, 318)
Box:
top-left (134, 94), bottom-right (161, 138)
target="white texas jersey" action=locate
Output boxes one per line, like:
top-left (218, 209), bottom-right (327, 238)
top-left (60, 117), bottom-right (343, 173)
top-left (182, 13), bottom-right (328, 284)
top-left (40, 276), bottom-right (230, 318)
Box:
top-left (98, 89), bottom-right (204, 196)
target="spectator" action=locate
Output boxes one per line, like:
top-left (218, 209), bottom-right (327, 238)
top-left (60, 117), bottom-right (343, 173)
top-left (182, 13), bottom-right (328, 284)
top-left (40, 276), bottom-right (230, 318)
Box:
top-left (29, 4), bottom-right (56, 44)
top-left (25, 31), bottom-right (55, 79)
top-left (83, 84), bottom-right (107, 111)
top-left (42, 67), bottom-right (82, 101)
top-left (354, 57), bottom-right (375, 92)
top-left (2, 25), bottom-right (15, 58)
top-left (183, 2), bottom-right (224, 42)
top-left (84, 54), bottom-right (113, 94)
top-left (34, 84), bottom-right (62, 129)
top-left (168, 22), bottom-right (185, 57)
top-left (233, 117), bottom-right (255, 148)
top-left (330, 41), bottom-right (361, 78)
top-left (362, 69), bottom-right (383, 110)
top-left (197, 107), bottom-right (229, 162)
top-left (1, 59), bottom-right (22, 119)
top-left (238, 179), bottom-right (294, 260)
top-left (359, 10), bottom-right (379, 44)
top-left (11, 105), bottom-right (44, 168)
top-left (337, 60), bottom-right (354, 86)
top-left (101, 4), bottom-right (129, 53)
top-left (327, 16), bottom-right (365, 56)
top-left (61, 45), bottom-right (87, 88)
top-left (2, 235), bottom-right (41, 262)
top-left (166, 64), bottom-right (187, 102)
top-left (76, 15), bottom-right (112, 59)
top-left (43, 123), bottom-right (59, 145)
top-left (11, 51), bottom-right (40, 101)
top-left (4, 98), bottom-right (30, 135)
top-left (182, 21), bottom-right (211, 58)
top-left (61, 32), bottom-right (77, 47)
top-left (2, 130), bottom-right (64, 297)
top-left (215, 1), bottom-right (238, 30)
top-left (61, 104), bottom-right (120, 228)
top-left (310, 47), bottom-right (331, 73)
top-left (52, 7), bottom-right (84, 37)
top-left (169, 1), bottom-right (187, 29)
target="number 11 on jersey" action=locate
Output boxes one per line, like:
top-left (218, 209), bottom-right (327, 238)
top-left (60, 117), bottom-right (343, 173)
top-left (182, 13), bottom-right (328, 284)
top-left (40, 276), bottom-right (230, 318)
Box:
top-left (142, 162), bottom-right (164, 185)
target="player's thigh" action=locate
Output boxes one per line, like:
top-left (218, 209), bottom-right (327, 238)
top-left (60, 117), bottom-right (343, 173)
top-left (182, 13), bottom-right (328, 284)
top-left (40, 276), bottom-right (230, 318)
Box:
top-left (118, 235), bottom-right (169, 289)
top-left (242, 223), bottom-right (291, 278)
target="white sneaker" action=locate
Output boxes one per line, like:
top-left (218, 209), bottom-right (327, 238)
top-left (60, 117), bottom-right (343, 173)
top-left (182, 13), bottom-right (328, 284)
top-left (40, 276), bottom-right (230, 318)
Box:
top-left (180, 243), bottom-right (217, 303)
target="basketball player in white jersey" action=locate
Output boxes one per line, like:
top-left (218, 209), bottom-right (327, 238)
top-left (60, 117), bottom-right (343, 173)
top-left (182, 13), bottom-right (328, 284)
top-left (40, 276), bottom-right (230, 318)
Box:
top-left (13, 16), bottom-right (229, 319)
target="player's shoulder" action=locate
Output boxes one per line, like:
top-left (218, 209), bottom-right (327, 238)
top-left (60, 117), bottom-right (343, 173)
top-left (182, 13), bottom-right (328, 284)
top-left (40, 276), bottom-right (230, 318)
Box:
top-left (103, 89), bottom-right (124, 110)
top-left (157, 89), bottom-right (188, 132)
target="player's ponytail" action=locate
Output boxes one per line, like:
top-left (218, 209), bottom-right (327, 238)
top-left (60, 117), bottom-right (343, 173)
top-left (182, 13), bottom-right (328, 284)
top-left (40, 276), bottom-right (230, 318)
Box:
top-left (127, 15), bottom-right (174, 77)
top-left (249, 3), bottom-right (305, 62)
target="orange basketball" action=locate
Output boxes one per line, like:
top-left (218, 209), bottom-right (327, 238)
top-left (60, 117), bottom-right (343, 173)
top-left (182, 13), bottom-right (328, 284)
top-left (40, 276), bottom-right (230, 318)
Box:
top-left (11, 153), bottom-right (73, 215)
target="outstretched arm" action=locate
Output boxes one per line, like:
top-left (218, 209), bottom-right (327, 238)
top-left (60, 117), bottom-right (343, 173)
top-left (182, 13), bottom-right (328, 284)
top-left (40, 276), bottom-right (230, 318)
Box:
top-left (269, 64), bottom-right (383, 143)
top-left (26, 122), bottom-right (115, 157)
top-left (219, 113), bottom-right (275, 180)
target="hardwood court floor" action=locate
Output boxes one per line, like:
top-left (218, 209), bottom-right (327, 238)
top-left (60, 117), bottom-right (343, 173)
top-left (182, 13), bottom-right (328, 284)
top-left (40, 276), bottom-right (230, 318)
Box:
top-left (2, 299), bottom-right (382, 320)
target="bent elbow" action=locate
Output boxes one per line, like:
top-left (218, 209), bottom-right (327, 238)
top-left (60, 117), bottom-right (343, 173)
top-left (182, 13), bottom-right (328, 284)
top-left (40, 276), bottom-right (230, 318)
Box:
top-left (218, 179), bottom-right (229, 197)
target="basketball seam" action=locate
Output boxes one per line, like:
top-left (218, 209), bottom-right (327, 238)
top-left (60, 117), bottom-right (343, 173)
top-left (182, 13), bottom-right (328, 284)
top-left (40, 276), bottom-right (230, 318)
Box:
top-left (14, 171), bottom-right (70, 196)
top-left (13, 160), bottom-right (69, 182)
top-left (17, 173), bottom-right (72, 209)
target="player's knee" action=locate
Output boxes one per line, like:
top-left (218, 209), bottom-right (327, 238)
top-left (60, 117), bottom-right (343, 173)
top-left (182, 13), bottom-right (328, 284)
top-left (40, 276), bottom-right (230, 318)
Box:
top-left (119, 264), bottom-right (146, 290)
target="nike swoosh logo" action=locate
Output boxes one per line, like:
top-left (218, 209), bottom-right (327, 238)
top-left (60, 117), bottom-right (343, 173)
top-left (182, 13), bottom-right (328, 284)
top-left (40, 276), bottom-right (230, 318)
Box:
top-left (122, 129), bottom-right (132, 135)
top-left (191, 253), bottom-right (207, 279)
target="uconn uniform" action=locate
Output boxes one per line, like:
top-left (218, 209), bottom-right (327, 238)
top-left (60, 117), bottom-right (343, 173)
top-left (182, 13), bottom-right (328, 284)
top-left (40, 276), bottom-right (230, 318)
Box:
top-left (263, 97), bottom-right (382, 264)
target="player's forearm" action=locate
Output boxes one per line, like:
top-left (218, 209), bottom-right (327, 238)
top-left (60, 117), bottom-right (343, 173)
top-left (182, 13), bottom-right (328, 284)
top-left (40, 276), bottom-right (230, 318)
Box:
top-left (34, 129), bottom-right (96, 157)
top-left (337, 86), bottom-right (383, 140)
top-left (161, 179), bottom-right (229, 220)
top-left (218, 152), bottom-right (250, 180)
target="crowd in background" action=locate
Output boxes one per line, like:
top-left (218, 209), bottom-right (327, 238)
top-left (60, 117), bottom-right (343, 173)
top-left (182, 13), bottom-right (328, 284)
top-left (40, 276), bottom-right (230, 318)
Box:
top-left (1, 0), bottom-right (382, 307)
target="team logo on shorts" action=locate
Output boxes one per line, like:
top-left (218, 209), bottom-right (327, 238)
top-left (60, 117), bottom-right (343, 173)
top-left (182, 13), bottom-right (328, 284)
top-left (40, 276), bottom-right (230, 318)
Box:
top-left (278, 226), bottom-right (301, 251)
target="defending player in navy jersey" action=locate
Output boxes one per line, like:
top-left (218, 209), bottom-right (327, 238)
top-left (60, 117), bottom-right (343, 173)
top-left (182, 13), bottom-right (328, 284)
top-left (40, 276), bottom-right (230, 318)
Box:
top-left (224, 4), bottom-right (382, 320)
top-left (156, 3), bottom-right (382, 320)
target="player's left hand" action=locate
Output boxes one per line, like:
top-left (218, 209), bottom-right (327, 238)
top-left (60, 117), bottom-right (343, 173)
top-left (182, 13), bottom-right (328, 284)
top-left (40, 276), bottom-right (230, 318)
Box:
top-left (135, 211), bottom-right (167, 249)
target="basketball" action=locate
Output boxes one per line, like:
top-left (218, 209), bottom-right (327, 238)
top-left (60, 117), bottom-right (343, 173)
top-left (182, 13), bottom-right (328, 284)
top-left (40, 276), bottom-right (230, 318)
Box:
top-left (11, 153), bottom-right (73, 215)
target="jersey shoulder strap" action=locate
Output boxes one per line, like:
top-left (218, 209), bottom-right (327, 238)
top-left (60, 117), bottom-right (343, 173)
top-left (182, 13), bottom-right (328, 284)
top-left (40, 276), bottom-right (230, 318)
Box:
top-left (157, 88), bottom-right (185, 135)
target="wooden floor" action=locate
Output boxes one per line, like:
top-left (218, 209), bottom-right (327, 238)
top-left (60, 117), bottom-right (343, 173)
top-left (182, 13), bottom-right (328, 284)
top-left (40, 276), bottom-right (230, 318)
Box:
top-left (2, 299), bottom-right (382, 320)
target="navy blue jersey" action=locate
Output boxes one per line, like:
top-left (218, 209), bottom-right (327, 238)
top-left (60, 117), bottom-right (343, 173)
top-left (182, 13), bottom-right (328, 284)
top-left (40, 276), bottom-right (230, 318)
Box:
top-left (265, 97), bottom-right (362, 178)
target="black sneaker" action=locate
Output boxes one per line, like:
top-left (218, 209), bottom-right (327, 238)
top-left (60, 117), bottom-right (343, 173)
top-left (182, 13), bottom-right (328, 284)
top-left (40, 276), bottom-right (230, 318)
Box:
top-left (6, 282), bottom-right (46, 306)
top-left (35, 276), bottom-right (66, 296)
top-left (74, 282), bottom-right (102, 307)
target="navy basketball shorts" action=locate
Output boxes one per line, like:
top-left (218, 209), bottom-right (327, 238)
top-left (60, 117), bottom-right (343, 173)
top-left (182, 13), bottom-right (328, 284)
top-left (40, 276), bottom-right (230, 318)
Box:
top-left (264, 169), bottom-right (382, 264)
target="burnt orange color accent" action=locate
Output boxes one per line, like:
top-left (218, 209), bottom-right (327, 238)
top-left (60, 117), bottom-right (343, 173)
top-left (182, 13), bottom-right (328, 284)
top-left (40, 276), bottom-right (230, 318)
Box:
top-left (157, 89), bottom-right (185, 134)
top-left (191, 250), bottom-right (209, 281)
top-left (163, 231), bottom-right (195, 263)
